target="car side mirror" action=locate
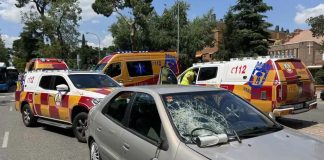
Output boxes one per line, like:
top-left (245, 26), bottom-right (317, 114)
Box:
top-left (56, 84), bottom-right (69, 92)
top-left (196, 134), bottom-right (228, 147)
top-left (158, 139), bottom-right (168, 151)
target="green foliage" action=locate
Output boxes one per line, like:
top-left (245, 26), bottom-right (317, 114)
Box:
top-left (12, 57), bottom-right (26, 73)
top-left (216, 0), bottom-right (272, 60)
top-left (15, 0), bottom-right (81, 60)
top-left (315, 67), bottom-right (324, 85)
top-left (0, 35), bottom-right (9, 65)
top-left (92, 0), bottom-right (154, 50)
top-left (109, 1), bottom-right (217, 68)
top-left (307, 15), bottom-right (324, 38)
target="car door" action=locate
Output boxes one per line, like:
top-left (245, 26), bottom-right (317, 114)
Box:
top-left (35, 75), bottom-right (53, 117)
top-left (158, 67), bottom-right (178, 85)
top-left (94, 91), bottom-right (135, 160)
top-left (196, 66), bottom-right (219, 86)
top-left (120, 92), bottom-right (171, 160)
top-left (47, 75), bottom-right (70, 121)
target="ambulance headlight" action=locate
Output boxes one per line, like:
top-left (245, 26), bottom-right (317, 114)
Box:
top-left (92, 98), bottom-right (103, 105)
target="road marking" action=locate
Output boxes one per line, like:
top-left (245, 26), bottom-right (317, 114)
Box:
top-left (9, 106), bottom-right (13, 111)
top-left (2, 131), bottom-right (9, 148)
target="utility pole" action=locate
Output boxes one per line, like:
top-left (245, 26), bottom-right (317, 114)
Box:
top-left (177, 0), bottom-right (180, 57)
top-left (86, 32), bottom-right (101, 60)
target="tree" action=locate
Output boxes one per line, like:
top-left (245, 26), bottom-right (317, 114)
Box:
top-left (0, 35), bottom-right (9, 65)
top-left (307, 15), bottom-right (324, 38)
top-left (16, 0), bottom-right (81, 60)
top-left (315, 66), bottom-right (324, 84)
top-left (275, 25), bottom-right (279, 32)
top-left (108, 1), bottom-right (217, 69)
top-left (92, 0), bottom-right (154, 50)
top-left (16, 0), bottom-right (49, 16)
top-left (216, 0), bottom-right (272, 60)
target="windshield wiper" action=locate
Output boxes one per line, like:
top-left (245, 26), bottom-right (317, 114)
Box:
top-left (238, 125), bottom-right (283, 138)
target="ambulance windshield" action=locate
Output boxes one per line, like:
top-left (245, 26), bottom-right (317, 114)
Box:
top-left (69, 74), bottom-right (119, 89)
top-left (94, 63), bottom-right (107, 72)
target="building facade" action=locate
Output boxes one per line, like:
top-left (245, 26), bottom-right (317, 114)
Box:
top-left (268, 29), bottom-right (324, 67)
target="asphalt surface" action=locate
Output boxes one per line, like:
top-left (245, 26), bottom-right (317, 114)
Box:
top-left (0, 88), bottom-right (323, 160)
top-left (0, 88), bottom-right (88, 160)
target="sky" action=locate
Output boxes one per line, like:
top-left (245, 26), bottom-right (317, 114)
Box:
top-left (0, 0), bottom-right (323, 48)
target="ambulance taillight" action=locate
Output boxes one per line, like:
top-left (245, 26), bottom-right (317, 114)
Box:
top-left (276, 84), bottom-right (286, 102)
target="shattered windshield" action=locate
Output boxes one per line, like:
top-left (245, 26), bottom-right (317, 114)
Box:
top-left (162, 91), bottom-right (276, 143)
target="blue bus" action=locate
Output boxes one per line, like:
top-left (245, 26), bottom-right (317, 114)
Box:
top-left (0, 64), bottom-right (9, 91)
top-left (6, 67), bottom-right (18, 87)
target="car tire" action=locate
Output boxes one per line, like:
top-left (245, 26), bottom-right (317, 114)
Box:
top-left (22, 104), bottom-right (37, 127)
top-left (72, 112), bottom-right (88, 143)
top-left (90, 140), bottom-right (102, 160)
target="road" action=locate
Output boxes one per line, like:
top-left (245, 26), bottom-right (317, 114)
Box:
top-left (0, 89), bottom-right (324, 160)
top-left (0, 90), bottom-right (88, 160)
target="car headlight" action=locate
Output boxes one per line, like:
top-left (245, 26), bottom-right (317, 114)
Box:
top-left (92, 98), bottom-right (103, 105)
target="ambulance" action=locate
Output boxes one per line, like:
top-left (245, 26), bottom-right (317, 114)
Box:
top-left (161, 56), bottom-right (317, 116)
top-left (17, 58), bottom-right (69, 92)
top-left (15, 69), bottom-right (120, 142)
top-left (25, 58), bottom-right (68, 71)
top-left (94, 51), bottom-right (179, 86)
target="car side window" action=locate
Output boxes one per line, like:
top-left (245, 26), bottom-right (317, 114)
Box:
top-left (52, 76), bottom-right (69, 90)
top-left (102, 91), bottom-right (134, 123)
top-left (105, 62), bottom-right (121, 78)
top-left (198, 67), bottom-right (218, 81)
top-left (128, 93), bottom-right (162, 142)
top-left (39, 76), bottom-right (52, 90)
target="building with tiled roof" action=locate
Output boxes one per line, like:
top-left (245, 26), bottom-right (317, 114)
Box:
top-left (269, 29), bottom-right (324, 67)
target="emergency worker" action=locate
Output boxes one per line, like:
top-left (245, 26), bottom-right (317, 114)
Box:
top-left (180, 69), bottom-right (196, 85)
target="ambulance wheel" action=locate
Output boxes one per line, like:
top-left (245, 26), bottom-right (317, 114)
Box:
top-left (22, 104), bottom-right (37, 127)
top-left (90, 140), bottom-right (102, 160)
top-left (73, 112), bottom-right (88, 143)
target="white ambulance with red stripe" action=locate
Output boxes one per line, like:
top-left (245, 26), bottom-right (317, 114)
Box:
top-left (175, 56), bottom-right (317, 116)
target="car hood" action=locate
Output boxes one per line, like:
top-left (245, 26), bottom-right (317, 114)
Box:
top-left (75, 88), bottom-right (115, 98)
top-left (187, 128), bottom-right (324, 160)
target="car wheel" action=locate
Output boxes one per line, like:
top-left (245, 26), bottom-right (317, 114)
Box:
top-left (90, 140), bottom-right (101, 160)
top-left (73, 112), bottom-right (88, 143)
top-left (22, 104), bottom-right (37, 127)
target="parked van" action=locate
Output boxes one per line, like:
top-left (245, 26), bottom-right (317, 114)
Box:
top-left (165, 56), bottom-right (317, 116)
top-left (95, 51), bottom-right (179, 86)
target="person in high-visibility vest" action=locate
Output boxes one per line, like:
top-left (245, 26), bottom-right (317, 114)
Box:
top-left (180, 69), bottom-right (196, 85)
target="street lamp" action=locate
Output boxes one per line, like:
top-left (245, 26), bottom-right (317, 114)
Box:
top-left (86, 32), bottom-right (101, 60)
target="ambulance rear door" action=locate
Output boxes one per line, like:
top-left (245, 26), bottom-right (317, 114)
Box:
top-left (274, 59), bottom-right (315, 106)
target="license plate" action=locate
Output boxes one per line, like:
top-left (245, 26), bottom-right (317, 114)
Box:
top-left (294, 103), bottom-right (304, 110)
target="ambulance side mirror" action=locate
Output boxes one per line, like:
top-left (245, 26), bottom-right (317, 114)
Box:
top-left (268, 112), bottom-right (276, 121)
top-left (56, 84), bottom-right (69, 92)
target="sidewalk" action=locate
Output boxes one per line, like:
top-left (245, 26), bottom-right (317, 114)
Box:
top-left (298, 123), bottom-right (324, 140)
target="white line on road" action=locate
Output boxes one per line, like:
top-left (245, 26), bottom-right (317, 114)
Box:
top-left (2, 131), bottom-right (9, 148)
top-left (9, 106), bottom-right (12, 111)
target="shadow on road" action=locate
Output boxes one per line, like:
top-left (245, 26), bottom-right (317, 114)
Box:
top-left (41, 125), bottom-right (75, 138)
top-left (277, 117), bottom-right (318, 129)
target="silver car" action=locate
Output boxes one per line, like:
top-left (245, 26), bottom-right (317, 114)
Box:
top-left (86, 85), bottom-right (324, 160)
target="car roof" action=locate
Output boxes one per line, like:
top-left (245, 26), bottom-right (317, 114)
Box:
top-left (123, 85), bottom-right (225, 95)
top-left (26, 70), bottom-right (105, 75)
